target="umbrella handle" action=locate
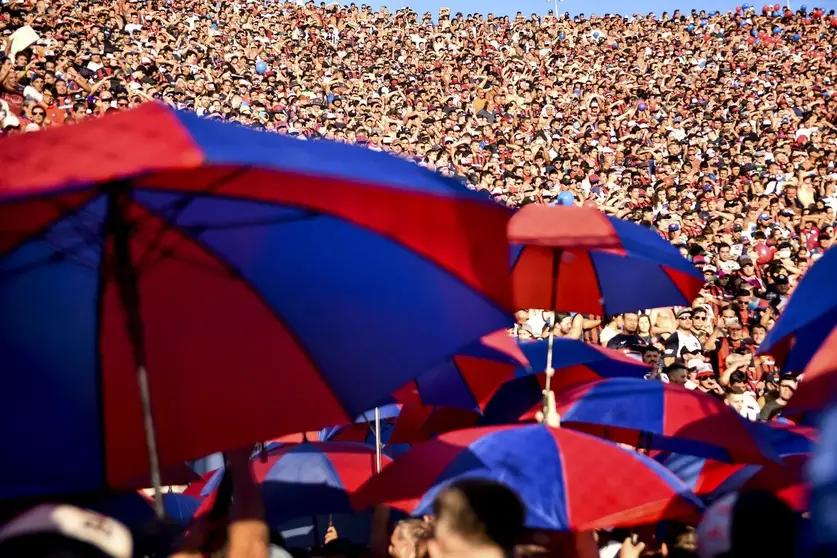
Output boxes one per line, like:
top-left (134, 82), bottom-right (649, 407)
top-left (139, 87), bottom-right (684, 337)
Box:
top-left (108, 187), bottom-right (164, 519)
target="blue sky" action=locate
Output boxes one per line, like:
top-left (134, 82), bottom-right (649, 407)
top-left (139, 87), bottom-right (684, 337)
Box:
top-left (338, 0), bottom-right (837, 18)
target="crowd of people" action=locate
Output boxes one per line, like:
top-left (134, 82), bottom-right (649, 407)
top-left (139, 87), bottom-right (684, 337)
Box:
top-left (2, 0), bottom-right (836, 556)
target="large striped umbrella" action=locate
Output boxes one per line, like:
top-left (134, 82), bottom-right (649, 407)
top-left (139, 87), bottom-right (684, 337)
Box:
top-left (0, 103), bottom-right (513, 511)
top-left (352, 424), bottom-right (703, 531)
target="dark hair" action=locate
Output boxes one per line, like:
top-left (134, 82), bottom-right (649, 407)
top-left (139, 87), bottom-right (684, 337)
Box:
top-left (432, 479), bottom-right (525, 552)
top-left (728, 370), bottom-right (747, 385)
top-left (663, 363), bottom-right (688, 376)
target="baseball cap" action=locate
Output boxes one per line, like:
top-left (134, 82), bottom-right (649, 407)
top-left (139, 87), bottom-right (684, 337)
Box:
top-left (732, 224), bottom-right (743, 232)
top-left (703, 264), bottom-right (718, 274)
top-left (758, 213), bottom-right (772, 221)
top-left (775, 274), bottom-right (790, 284)
top-left (739, 256), bottom-right (753, 265)
top-left (0, 505), bottom-right (132, 557)
top-left (668, 223), bottom-right (681, 232)
top-left (764, 371), bottom-right (781, 384)
top-left (695, 368), bottom-right (714, 379)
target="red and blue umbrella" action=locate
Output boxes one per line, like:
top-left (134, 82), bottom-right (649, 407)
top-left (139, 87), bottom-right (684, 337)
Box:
top-left (0, 104), bottom-right (513, 502)
top-left (393, 330), bottom-right (529, 411)
top-left (657, 420), bottom-right (815, 500)
top-left (758, 247), bottom-right (837, 373)
top-left (197, 442), bottom-right (390, 526)
top-left (481, 339), bottom-right (650, 424)
top-left (509, 205), bottom-right (704, 315)
top-left (659, 451), bottom-right (810, 512)
top-left (352, 424), bottom-right (703, 531)
top-left (552, 378), bottom-right (778, 464)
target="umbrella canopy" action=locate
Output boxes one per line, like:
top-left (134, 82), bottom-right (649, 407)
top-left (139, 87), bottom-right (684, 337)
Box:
top-left (388, 401), bottom-right (481, 444)
top-left (352, 424), bottom-right (703, 531)
top-left (481, 339), bottom-right (650, 424)
top-left (509, 205), bottom-right (704, 315)
top-left (196, 442), bottom-right (389, 526)
top-left (392, 330), bottom-right (529, 410)
top-left (0, 104), bottom-right (513, 498)
top-left (758, 247), bottom-right (837, 372)
top-left (552, 378), bottom-right (778, 464)
top-left (659, 453), bottom-right (809, 512)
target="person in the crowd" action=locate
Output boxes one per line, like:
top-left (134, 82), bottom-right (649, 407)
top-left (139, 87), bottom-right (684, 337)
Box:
top-left (428, 479), bottom-right (525, 558)
top-left (759, 373), bottom-right (799, 421)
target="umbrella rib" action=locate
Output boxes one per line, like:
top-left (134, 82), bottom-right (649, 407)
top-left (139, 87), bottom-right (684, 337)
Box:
top-left (132, 167), bottom-right (251, 271)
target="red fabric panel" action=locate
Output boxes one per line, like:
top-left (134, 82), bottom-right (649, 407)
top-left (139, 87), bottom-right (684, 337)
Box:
top-left (0, 190), bottom-right (95, 256)
top-left (512, 248), bottom-right (607, 314)
top-left (100, 203), bottom-right (348, 487)
top-left (457, 357), bottom-right (516, 409)
top-left (557, 429), bottom-right (701, 529)
top-left (0, 104), bottom-right (203, 198)
top-left (507, 205), bottom-right (623, 250)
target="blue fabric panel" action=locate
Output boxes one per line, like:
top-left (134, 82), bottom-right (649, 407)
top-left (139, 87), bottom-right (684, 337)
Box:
top-left (591, 252), bottom-right (691, 315)
top-left (0, 196), bottom-right (107, 497)
top-left (562, 379), bottom-right (665, 434)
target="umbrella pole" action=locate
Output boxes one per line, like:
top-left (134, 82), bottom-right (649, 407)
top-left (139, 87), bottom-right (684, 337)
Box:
top-left (374, 407), bottom-right (383, 473)
top-left (108, 187), bottom-right (165, 518)
top-left (542, 249), bottom-right (560, 414)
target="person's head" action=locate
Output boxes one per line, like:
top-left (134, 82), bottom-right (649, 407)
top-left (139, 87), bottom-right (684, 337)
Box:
top-left (664, 363), bottom-right (689, 386)
top-left (390, 519), bottom-right (433, 558)
top-left (643, 346), bottom-right (661, 368)
top-left (728, 370), bottom-right (749, 394)
top-left (622, 312), bottom-right (639, 334)
top-left (725, 390), bottom-right (745, 414)
top-left (638, 314), bottom-right (652, 334)
top-left (778, 374), bottom-right (798, 403)
top-left (430, 479), bottom-right (525, 558)
top-left (676, 310), bottom-right (693, 331)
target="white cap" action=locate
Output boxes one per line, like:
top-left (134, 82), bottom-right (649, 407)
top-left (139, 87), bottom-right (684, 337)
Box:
top-left (0, 504), bottom-right (133, 558)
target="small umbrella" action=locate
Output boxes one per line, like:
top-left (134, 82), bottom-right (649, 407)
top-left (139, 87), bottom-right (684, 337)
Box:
top-left (481, 339), bottom-right (650, 424)
top-left (393, 330), bottom-right (529, 411)
top-left (758, 247), bottom-right (837, 372)
top-left (552, 378), bottom-right (778, 464)
top-left (0, 104), bottom-right (513, 510)
top-left (509, 205), bottom-right (703, 400)
top-left (196, 442), bottom-right (390, 527)
top-left (352, 424), bottom-right (703, 531)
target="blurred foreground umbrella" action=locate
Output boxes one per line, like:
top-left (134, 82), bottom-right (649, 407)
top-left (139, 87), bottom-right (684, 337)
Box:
top-left (0, 103), bottom-right (513, 511)
top-left (482, 338), bottom-right (649, 424)
top-left (550, 378), bottom-right (778, 464)
top-left (758, 247), bottom-right (837, 372)
top-left (508, 205), bottom-right (703, 403)
top-left (352, 424), bottom-right (703, 531)
top-left (196, 442), bottom-right (389, 527)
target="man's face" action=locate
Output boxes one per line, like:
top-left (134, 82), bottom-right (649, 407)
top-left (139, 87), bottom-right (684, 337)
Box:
top-left (677, 313), bottom-right (693, 331)
top-left (643, 349), bottom-right (661, 368)
top-left (779, 379), bottom-right (797, 402)
top-left (623, 313), bottom-right (639, 332)
top-left (726, 392), bottom-right (745, 413)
